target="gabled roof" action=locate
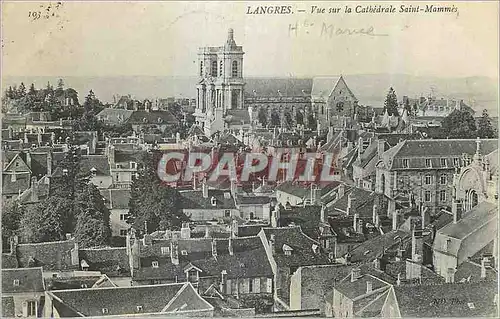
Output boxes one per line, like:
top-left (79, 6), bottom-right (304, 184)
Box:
top-left (179, 189), bottom-right (236, 210)
top-left (311, 77), bottom-right (341, 99)
top-left (335, 273), bottom-right (391, 300)
top-left (2, 253), bottom-right (18, 269)
top-left (100, 189), bottom-right (131, 209)
top-left (127, 110), bottom-right (179, 125)
top-left (2, 172), bottom-right (30, 195)
top-left (244, 78), bottom-right (313, 97)
top-left (79, 247), bottom-right (131, 277)
top-left (80, 155), bottom-right (110, 176)
top-left (392, 281), bottom-right (497, 318)
top-left (2, 267), bottom-right (45, 293)
top-left (454, 260), bottom-right (497, 283)
top-left (261, 226), bottom-right (330, 268)
top-left (348, 230), bottom-right (410, 264)
top-left (16, 239), bottom-right (78, 271)
top-left (96, 108), bottom-right (134, 123)
top-left (49, 282), bottom-right (212, 317)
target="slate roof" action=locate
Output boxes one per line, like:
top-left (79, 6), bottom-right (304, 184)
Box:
top-left (2, 267), bottom-right (45, 293)
top-left (393, 281), bottom-right (498, 318)
top-left (97, 108), bottom-right (134, 124)
top-left (28, 152), bottom-right (50, 177)
top-left (127, 110), bottom-right (179, 125)
top-left (381, 139), bottom-right (498, 170)
top-left (2, 253), bottom-right (18, 269)
top-left (79, 247), bottom-right (131, 277)
top-left (311, 77), bottom-right (341, 99)
top-left (179, 189), bottom-right (236, 209)
top-left (100, 189), bottom-right (131, 209)
top-left (244, 78), bottom-right (313, 97)
top-left (329, 186), bottom-right (384, 219)
top-left (275, 182), bottom-right (311, 199)
top-left (348, 230), bottom-right (410, 264)
top-left (261, 227), bottom-right (330, 268)
top-left (80, 155), bottom-right (110, 176)
top-left (2, 173), bottom-right (30, 195)
top-left (46, 275), bottom-right (116, 290)
top-left (226, 109), bottom-right (251, 125)
top-left (16, 239), bottom-right (78, 271)
top-left (49, 283), bottom-right (207, 316)
top-left (235, 195), bottom-right (271, 205)
top-left (279, 205), bottom-right (323, 239)
top-left (133, 236), bottom-right (273, 281)
top-left (454, 260), bottom-right (498, 283)
top-left (335, 273), bottom-right (391, 300)
top-left (384, 260), bottom-right (445, 284)
top-left (2, 297), bottom-right (15, 317)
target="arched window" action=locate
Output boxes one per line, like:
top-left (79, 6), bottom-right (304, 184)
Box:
top-left (232, 61), bottom-right (238, 77)
top-left (219, 61), bottom-right (223, 76)
top-left (200, 61), bottom-right (203, 76)
top-left (211, 61), bottom-right (217, 76)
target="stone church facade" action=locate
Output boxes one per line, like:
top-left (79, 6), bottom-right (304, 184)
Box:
top-left (194, 29), bottom-right (359, 137)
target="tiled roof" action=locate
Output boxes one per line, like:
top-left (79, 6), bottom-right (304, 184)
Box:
top-left (348, 230), bottom-right (410, 264)
top-left (279, 205), bottom-right (323, 239)
top-left (127, 110), bottom-right (179, 125)
top-left (179, 189), bottom-right (236, 210)
top-left (335, 273), bottom-right (390, 300)
top-left (244, 78), bottom-right (313, 97)
top-left (436, 201), bottom-right (497, 240)
top-left (393, 281), bottom-right (497, 317)
top-left (134, 236), bottom-right (273, 281)
top-left (49, 283), bottom-right (209, 316)
top-left (384, 260), bottom-right (444, 284)
top-left (2, 172), bottom-right (30, 195)
top-left (79, 247), bottom-right (131, 277)
top-left (454, 260), bottom-right (497, 283)
top-left (80, 155), bottom-right (110, 176)
top-left (16, 239), bottom-right (78, 271)
top-left (261, 226), bottom-right (330, 268)
top-left (311, 77), bottom-right (341, 98)
top-left (100, 189), bottom-right (131, 209)
top-left (2, 253), bottom-right (18, 268)
top-left (2, 297), bottom-right (15, 317)
top-left (330, 186), bottom-right (383, 219)
top-left (382, 139), bottom-right (498, 170)
top-left (2, 267), bottom-right (45, 293)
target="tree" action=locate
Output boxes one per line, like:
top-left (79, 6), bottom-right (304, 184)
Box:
top-left (73, 90), bottom-right (103, 131)
top-left (440, 109), bottom-right (477, 139)
top-left (74, 183), bottom-right (111, 248)
top-left (296, 111), bottom-right (304, 125)
top-left (404, 98), bottom-right (412, 116)
top-left (258, 108), bottom-right (268, 127)
top-left (18, 82), bottom-right (26, 97)
top-left (2, 200), bottom-right (24, 238)
top-left (307, 113), bottom-right (316, 130)
top-left (384, 87), bottom-right (399, 116)
top-left (19, 196), bottom-right (74, 243)
top-left (477, 109), bottom-right (496, 138)
top-left (128, 151), bottom-right (188, 234)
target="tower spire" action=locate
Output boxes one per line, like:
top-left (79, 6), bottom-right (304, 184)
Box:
top-left (226, 28), bottom-right (236, 49)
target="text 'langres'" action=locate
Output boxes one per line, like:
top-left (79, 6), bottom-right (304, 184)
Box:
top-left (246, 5), bottom-right (293, 14)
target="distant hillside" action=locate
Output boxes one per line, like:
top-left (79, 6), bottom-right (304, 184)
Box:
top-left (3, 74), bottom-right (497, 115)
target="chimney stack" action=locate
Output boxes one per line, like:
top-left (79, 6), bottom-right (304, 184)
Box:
top-left (392, 210), bottom-right (399, 231)
top-left (220, 270), bottom-right (227, 293)
top-left (421, 206), bottom-right (426, 228)
top-left (366, 281), bottom-right (373, 294)
top-left (269, 234), bottom-right (276, 255)
top-left (202, 178), bottom-right (209, 198)
top-left (30, 176), bottom-right (38, 202)
top-left (47, 152), bottom-right (53, 176)
top-left (204, 226), bottom-right (210, 238)
top-left (411, 228), bottom-right (423, 263)
top-left (452, 199), bottom-right (462, 223)
top-left (480, 258), bottom-right (488, 278)
top-left (357, 137), bottom-right (363, 158)
top-left (228, 238), bottom-right (234, 256)
top-left (271, 205), bottom-right (280, 228)
top-left (170, 241), bottom-right (179, 265)
top-left (211, 239), bottom-right (217, 258)
top-left (180, 222), bottom-right (191, 239)
top-left (346, 192), bottom-right (353, 215)
top-left (320, 205), bottom-right (326, 224)
top-left (353, 213), bottom-right (359, 232)
top-left (372, 205), bottom-right (378, 224)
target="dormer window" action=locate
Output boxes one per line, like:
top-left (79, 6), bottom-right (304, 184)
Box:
top-left (283, 244), bottom-right (293, 256)
top-left (402, 159), bottom-right (409, 168)
top-left (211, 196), bottom-right (217, 206)
top-left (130, 162), bottom-right (137, 169)
top-left (157, 117), bottom-right (162, 123)
top-left (440, 158), bottom-right (447, 167)
top-left (425, 159), bottom-right (432, 168)
top-left (152, 261), bottom-right (159, 268)
top-left (181, 250), bottom-right (188, 256)
top-left (102, 308), bottom-right (109, 314)
top-left (13, 279), bottom-right (19, 286)
top-left (90, 167), bottom-right (97, 176)
top-left (136, 306), bottom-right (143, 312)
top-left (161, 247), bottom-right (170, 255)
top-left (453, 158), bottom-right (460, 167)
top-left (444, 239), bottom-right (452, 252)
top-left (62, 168), bottom-right (68, 176)
top-left (223, 192), bottom-right (231, 199)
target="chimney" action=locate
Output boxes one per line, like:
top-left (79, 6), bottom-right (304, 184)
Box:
top-left (337, 184), bottom-right (345, 199)
top-left (271, 205), bottom-right (280, 228)
top-left (231, 219), bottom-right (238, 238)
top-left (372, 205), bottom-right (378, 224)
top-left (396, 273), bottom-right (401, 286)
top-left (170, 241), bottom-right (179, 265)
top-left (193, 175), bottom-right (198, 190)
top-left (481, 258), bottom-right (488, 278)
top-left (211, 239), bottom-right (217, 258)
top-left (108, 145), bottom-right (115, 165)
top-left (142, 234), bottom-right (152, 246)
top-left (366, 281), bottom-right (373, 294)
top-left (230, 179), bottom-right (237, 197)
top-left (30, 176), bottom-right (38, 202)
top-left (204, 226), bottom-right (210, 238)
top-left (320, 205), bottom-right (326, 224)
top-left (220, 270), bottom-right (227, 293)
top-left (9, 235), bottom-right (18, 254)
top-left (353, 213), bottom-right (359, 232)
top-left (47, 152), bottom-right (53, 176)
top-left (131, 236), bottom-right (141, 270)
top-left (420, 206), bottom-right (427, 228)
top-left (37, 131), bottom-right (42, 145)
top-left (228, 238), bottom-right (234, 256)
top-left (357, 137), bottom-right (363, 158)
top-left (180, 222), bottom-right (191, 239)
top-left (392, 210), bottom-right (399, 231)
top-left (327, 126), bottom-right (334, 143)
top-left (8, 127), bottom-right (13, 139)
top-left (411, 228), bottom-right (423, 263)
top-left (202, 178), bottom-right (208, 198)
top-left (269, 234), bottom-right (276, 255)
top-left (350, 268), bottom-right (361, 282)
top-left (25, 152), bottom-right (32, 169)
top-left (452, 199), bottom-right (462, 223)
top-left (377, 139), bottom-right (385, 158)
top-left (346, 193), bottom-right (353, 215)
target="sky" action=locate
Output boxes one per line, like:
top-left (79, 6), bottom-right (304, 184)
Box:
top-left (1, 1), bottom-right (499, 79)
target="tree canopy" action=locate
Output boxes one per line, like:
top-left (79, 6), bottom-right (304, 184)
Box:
top-left (384, 87), bottom-right (399, 116)
top-left (477, 109), bottom-right (496, 138)
top-left (440, 109), bottom-right (477, 139)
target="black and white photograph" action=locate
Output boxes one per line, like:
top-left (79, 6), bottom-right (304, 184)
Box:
top-left (1, 1), bottom-right (498, 318)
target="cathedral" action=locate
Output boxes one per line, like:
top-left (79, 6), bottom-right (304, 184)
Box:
top-left (194, 29), bottom-right (359, 137)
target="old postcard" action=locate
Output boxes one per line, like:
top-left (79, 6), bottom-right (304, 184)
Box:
top-left (1, 1), bottom-right (498, 318)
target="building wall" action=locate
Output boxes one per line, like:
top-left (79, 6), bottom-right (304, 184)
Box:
top-left (276, 191), bottom-right (303, 206)
top-left (182, 209), bottom-right (239, 221)
top-left (238, 204), bottom-right (271, 221)
top-left (110, 208), bottom-right (129, 237)
top-left (90, 175), bottom-right (113, 189)
top-left (332, 290), bottom-right (354, 318)
top-left (380, 288), bottom-right (401, 318)
top-left (327, 78), bottom-right (357, 120)
top-left (2, 292), bottom-right (44, 317)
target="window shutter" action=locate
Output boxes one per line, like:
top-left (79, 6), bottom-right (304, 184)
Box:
top-left (266, 278), bottom-right (273, 293)
top-left (254, 278), bottom-right (261, 293)
top-left (22, 301), bottom-right (28, 317)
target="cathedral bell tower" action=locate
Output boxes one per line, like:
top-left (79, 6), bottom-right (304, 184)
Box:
top-left (195, 29), bottom-right (245, 135)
